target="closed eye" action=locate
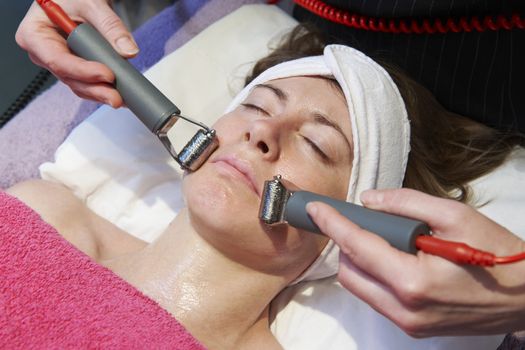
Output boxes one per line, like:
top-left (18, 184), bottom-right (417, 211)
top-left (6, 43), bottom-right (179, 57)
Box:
top-left (302, 136), bottom-right (330, 162)
top-left (241, 103), bottom-right (271, 117)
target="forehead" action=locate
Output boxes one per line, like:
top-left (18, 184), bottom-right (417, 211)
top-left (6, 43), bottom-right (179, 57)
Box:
top-left (257, 76), bottom-right (347, 111)
top-left (262, 75), bottom-right (345, 102)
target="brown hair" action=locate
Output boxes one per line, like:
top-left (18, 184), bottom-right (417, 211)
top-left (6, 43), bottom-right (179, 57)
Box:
top-left (246, 25), bottom-right (524, 204)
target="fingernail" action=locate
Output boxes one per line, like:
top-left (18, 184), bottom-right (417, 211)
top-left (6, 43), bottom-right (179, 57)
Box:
top-left (104, 98), bottom-right (115, 108)
top-left (361, 190), bottom-right (383, 204)
top-left (101, 74), bottom-right (114, 84)
top-left (306, 202), bottom-right (318, 216)
top-left (115, 36), bottom-right (139, 55)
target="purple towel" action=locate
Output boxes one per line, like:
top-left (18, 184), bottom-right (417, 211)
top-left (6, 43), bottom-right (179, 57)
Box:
top-left (0, 0), bottom-right (261, 189)
top-left (0, 191), bottom-right (205, 349)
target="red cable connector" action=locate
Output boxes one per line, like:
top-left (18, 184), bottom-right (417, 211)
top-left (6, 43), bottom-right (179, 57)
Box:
top-left (415, 236), bottom-right (495, 266)
top-left (36, 0), bottom-right (77, 35)
top-left (294, 0), bottom-right (525, 34)
top-left (415, 235), bottom-right (525, 266)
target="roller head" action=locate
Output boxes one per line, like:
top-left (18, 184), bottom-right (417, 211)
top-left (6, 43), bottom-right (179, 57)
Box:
top-left (177, 129), bottom-right (219, 171)
top-left (259, 175), bottom-right (299, 224)
top-left (156, 115), bottom-right (219, 172)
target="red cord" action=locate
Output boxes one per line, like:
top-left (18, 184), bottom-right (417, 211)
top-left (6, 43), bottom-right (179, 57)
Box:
top-left (495, 252), bottom-right (525, 265)
top-left (294, 0), bottom-right (525, 34)
top-left (415, 235), bottom-right (525, 266)
top-left (36, 0), bottom-right (77, 35)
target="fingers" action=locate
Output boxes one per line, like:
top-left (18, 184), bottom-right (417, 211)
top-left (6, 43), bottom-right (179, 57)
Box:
top-left (28, 41), bottom-right (114, 84)
top-left (360, 188), bottom-right (466, 231)
top-left (307, 203), bottom-right (430, 334)
top-left (306, 201), bottom-right (446, 336)
top-left (82, 0), bottom-right (139, 57)
top-left (16, 0), bottom-right (129, 106)
top-left (306, 201), bottom-right (416, 287)
top-left (27, 42), bottom-right (120, 106)
top-left (62, 78), bottom-right (123, 107)
top-left (337, 252), bottom-right (409, 319)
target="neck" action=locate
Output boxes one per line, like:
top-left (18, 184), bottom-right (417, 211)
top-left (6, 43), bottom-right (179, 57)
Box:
top-left (108, 209), bottom-right (286, 349)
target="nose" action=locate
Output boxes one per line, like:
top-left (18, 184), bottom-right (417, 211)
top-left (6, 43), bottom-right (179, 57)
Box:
top-left (244, 119), bottom-right (281, 160)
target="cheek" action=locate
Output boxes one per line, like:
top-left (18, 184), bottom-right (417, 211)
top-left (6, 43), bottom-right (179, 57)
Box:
top-left (327, 167), bottom-right (351, 200)
top-left (212, 113), bottom-right (247, 143)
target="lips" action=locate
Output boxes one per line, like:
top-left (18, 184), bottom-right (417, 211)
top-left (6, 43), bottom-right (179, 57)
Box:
top-left (211, 155), bottom-right (260, 196)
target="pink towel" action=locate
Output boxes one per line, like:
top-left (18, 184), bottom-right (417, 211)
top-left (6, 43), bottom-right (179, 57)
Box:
top-left (0, 191), bottom-right (205, 349)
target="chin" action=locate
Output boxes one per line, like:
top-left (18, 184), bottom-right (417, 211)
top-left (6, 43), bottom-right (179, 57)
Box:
top-left (182, 168), bottom-right (259, 238)
top-left (181, 167), bottom-right (322, 274)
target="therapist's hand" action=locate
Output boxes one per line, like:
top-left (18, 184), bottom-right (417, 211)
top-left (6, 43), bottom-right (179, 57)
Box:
top-left (16, 0), bottom-right (138, 107)
top-left (306, 188), bottom-right (525, 337)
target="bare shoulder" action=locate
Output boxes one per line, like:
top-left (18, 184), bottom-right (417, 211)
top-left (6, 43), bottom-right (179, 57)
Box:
top-left (6, 179), bottom-right (146, 260)
top-left (6, 179), bottom-right (87, 230)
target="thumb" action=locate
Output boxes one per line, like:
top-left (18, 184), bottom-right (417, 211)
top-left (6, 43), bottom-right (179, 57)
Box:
top-left (83, 1), bottom-right (138, 57)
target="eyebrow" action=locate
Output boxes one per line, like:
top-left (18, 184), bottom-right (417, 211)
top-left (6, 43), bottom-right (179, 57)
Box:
top-left (254, 83), bottom-right (288, 102)
top-left (253, 83), bottom-right (353, 152)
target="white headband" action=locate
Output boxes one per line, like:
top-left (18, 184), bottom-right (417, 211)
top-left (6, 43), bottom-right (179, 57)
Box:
top-left (226, 45), bottom-right (410, 282)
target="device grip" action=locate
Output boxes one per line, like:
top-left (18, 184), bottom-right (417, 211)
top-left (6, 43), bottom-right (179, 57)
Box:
top-left (286, 191), bottom-right (430, 254)
top-left (67, 23), bottom-right (180, 132)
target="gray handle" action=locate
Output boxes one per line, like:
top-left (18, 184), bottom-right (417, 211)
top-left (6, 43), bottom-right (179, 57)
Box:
top-left (67, 23), bottom-right (179, 132)
top-left (286, 191), bottom-right (430, 254)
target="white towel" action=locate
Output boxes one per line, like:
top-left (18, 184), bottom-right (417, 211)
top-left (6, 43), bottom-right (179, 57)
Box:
top-left (225, 45), bottom-right (411, 281)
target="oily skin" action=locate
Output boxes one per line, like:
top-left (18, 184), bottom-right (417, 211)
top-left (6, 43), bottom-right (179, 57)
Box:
top-left (8, 76), bottom-right (353, 349)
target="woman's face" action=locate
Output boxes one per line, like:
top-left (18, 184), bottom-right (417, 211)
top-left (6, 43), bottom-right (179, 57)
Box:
top-left (183, 76), bottom-right (353, 277)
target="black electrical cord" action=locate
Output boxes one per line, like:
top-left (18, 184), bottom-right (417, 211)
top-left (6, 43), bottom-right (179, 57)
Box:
top-left (0, 68), bottom-right (53, 129)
